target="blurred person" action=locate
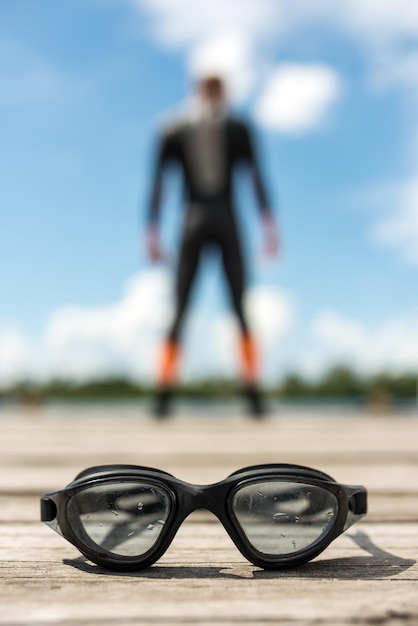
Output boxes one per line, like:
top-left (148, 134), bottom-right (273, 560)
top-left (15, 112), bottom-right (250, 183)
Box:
top-left (146, 75), bottom-right (279, 417)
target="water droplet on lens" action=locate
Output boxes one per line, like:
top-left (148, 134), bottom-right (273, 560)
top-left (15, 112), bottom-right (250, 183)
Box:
top-left (273, 513), bottom-right (289, 523)
top-left (111, 510), bottom-right (119, 516)
top-left (294, 515), bottom-right (300, 523)
top-left (147, 524), bottom-right (154, 531)
top-left (326, 511), bottom-right (334, 521)
top-left (137, 502), bottom-right (144, 510)
top-left (307, 492), bottom-right (312, 498)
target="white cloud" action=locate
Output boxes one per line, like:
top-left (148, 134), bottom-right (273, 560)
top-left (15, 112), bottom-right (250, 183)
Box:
top-left (312, 308), bottom-right (418, 373)
top-left (187, 32), bottom-right (255, 102)
top-left (135, 0), bottom-right (418, 52)
top-left (136, 0), bottom-right (279, 48)
top-left (44, 269), bottom-right (293, 383)
top-left (2, 272), bottom-right (418, 383)
top-left (134, 0), bottom-right (418, 95)
top-left (134, 0), bottom-right (279, 100)
top-left (181, 311), bottom-right (239, 380)
top-left (381, 50), bottom-right (418, 96)
top-left (245, 285), bottom-right (293, 344)
top-left (336, 0), bottom-right (418, 43)
top-left (129, 0), bottom-right (418, 142)
top-left (181, 288), bottom-right (293, 382)
top-left (286, 1), bottom-right (418, 98)
top-left (0, 269), bottom-right (293, 384)
top-left (373, 179), bottom-right (418, 264)
top-left (42, 268), bottom-right (174, 381)
top-left (245, 285), bottom-right (294, 381)
top-left (180, 284), bottom-right (294, 381)
top-left (0, 327), bottom-right (33, 385)
top-left (254, 63), bottom-right (343, 133)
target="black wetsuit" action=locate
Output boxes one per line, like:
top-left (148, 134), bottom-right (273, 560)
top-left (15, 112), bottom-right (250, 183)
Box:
top-left (148, 112), bottom-right (271, 341)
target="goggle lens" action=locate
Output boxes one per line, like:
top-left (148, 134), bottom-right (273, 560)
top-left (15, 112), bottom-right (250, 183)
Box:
top-left (67, 482), bottom-right (172, 557)
top-left (232, 481), bottom-right (338, 555)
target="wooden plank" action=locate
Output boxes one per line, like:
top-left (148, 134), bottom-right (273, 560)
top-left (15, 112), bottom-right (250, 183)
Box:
top-left (0, 407), bottom-right (417, 625)
top-left (0, 527), bottom-right (417, 626)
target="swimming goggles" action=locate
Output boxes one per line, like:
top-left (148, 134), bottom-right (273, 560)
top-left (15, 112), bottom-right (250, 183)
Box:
top-left (41, 464), bottom-right (367, 570)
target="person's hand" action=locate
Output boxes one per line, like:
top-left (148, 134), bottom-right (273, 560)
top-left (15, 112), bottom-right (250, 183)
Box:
top-left (262, 213), bottom-right (280, 257)
top-left (146, 226), bottom-right (164, 262)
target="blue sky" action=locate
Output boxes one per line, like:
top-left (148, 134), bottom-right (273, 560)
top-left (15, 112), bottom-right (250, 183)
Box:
top-left (1, 0), bottom-right (418, 383)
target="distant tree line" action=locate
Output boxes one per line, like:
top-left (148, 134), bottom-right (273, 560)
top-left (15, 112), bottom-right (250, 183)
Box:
top-left (279, 366), bottom-right (416, 401)
top-left (0, 366), bottom-right (417, 407)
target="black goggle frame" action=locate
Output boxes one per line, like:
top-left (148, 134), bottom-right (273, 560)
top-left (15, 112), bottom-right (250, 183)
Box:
top-left (41, 463), bottom-right (367, 571)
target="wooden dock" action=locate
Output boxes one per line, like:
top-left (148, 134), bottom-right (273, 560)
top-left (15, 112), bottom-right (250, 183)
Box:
top-left (1, 404), bottom-right (417, 625)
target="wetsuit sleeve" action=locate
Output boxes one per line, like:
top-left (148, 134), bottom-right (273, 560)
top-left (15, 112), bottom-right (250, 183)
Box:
top-left (238, 122), bottom-right (273, 215)
top-left (147, 130), bottom-right (175, 225)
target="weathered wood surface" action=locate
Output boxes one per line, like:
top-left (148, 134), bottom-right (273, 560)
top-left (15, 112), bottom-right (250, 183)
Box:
top-left (0, 405), bottom-right (417, 626)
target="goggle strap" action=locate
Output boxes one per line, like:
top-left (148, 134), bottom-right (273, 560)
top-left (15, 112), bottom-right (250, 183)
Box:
top-left (344, 489), bottom-right (367, 530)
top-left (41, 497), bottom-right (57, 523)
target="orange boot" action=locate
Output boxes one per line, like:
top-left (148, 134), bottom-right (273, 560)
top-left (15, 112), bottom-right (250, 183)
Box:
top-left (158, 339), bottom-right (181, 386)
top-left (239, 332), bottom-right (265, 418)
top-left (153, 340), bottom-right (181, 418)
top-left (239, 332), bottom-right (259, 384)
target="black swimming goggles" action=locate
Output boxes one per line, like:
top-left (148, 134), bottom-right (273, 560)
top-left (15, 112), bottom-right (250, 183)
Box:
top-left (41, 464), bottom-right (367, 571)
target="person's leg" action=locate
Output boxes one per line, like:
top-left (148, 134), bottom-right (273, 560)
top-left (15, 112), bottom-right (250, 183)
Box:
top-left (154, 214), bottom-right (204, 416)
top-left (219, 215), bottom-right (248, 335)
top-left (219, 211), bottom-right (265, 417)
top-left (168, 230), bottom-right (202, 344)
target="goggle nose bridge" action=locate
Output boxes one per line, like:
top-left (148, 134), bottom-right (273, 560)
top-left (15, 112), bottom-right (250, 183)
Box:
top-left (174, 480), bottom-right (232, 520)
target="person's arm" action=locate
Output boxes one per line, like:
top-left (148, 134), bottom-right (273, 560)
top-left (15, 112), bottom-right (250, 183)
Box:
top-left (240, 122), bottom-right (280, 256)
top-left (146, 130), bottom-right (172, 261)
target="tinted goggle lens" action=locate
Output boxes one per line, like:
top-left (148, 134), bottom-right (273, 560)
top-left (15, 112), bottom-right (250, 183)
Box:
top-left (232, 481), bottom-right (338, 555)
top-left (67, 482), bottom-right (172, 557)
